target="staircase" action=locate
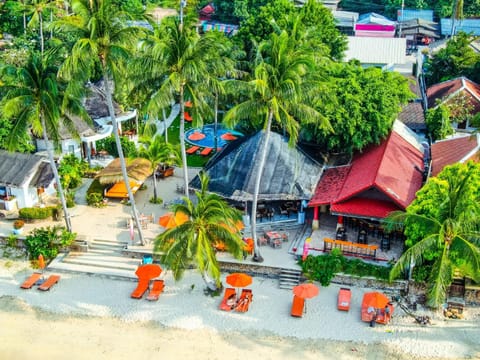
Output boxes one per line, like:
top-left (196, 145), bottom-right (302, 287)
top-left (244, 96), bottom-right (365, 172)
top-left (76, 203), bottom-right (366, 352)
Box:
top-left (48, 239), bottom-right (140, 280)
top-left (279, 268), bottom-right (302, 289)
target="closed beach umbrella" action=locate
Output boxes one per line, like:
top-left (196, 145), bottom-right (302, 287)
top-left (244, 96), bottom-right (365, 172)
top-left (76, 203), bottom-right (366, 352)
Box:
top-left (188, 131), bottom-right (205, 141)
top-left (159, 212), bottom-right (188, 229)
top-left (226, 273), bottom-right (252, 288)
top-left (293, 283), bottom-right (319, 299)
top-left (38, 254), bottom-right (45, 272)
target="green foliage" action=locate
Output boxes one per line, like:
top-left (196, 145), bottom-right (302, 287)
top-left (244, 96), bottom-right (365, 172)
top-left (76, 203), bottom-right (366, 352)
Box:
top-left (58, 154), bottom-right (89, 190)
top-left (424, 32), bottom-right (480, 86)
top-left (412, 263), bottom-right (432, 283)
top-left (19, 206), bottom-right (58, 220)
top-left (300, 250), bottom-right (391, 286)
top-left (149, 196), bottom-right (163, 204)
top-left (96, 135), bottom-right (138, 158)
top-left (24, 226), bottom-right (76, 260)
top-left (86, 179), bottom-right (107, 207)
top-left (425, 104), bottom-right (454, 141)
top-left (5, 234), bottom-right (18, 248)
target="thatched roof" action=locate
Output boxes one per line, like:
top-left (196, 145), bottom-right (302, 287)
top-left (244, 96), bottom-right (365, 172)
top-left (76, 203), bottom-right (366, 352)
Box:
top-left (0, 151), bottom-right (53, 188)
top-left (96, 158), bottom-right (153, 184)
top-left (84, 80), bottom-right (123, 120)
top-left (190, 131), bottom-right (324, 201)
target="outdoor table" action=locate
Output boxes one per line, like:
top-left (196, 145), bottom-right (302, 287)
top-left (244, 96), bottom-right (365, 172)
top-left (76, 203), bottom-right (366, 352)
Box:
top-left (265, 231), bottom-right (282, 248)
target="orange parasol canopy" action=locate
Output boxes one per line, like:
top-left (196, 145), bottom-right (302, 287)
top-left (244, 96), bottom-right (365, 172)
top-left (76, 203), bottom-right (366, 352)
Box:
top-left (38, 254), bottom-right (45, 270)
top-left (188, 131), bottom-right (206, 141)
top-left (362, 291), bottom-right (390, 309)
top-left (185, 100), bottom-right (192, 108)
top-left (159, 211), bottom-right (188, 229)
top-left (221, 132), bottom-right (237, 141)
top-left (226, 273), bottom-right (252, 288)
top-left (184, 112), bottom-right (192, 121)
top-left (219, 220), bottom-right (245, 233)
top-left (292, 283), bottom-right (319, 299)
top-left (135, 264), bottom-right (162, 280)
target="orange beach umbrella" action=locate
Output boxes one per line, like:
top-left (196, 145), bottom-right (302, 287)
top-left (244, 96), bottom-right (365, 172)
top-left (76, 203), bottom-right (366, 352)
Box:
top-left (221, 132), bottom-right (237, 141)
top-left (362, 291), bottom-right (390, 310)
top-left (159, 211), bottom-right (188, 229)
top-left (226, 272), bottom-right (252, 288)
top-left (188, 131), bottom-right (206, 140)
top-left (292, 283), bottom-right (319, 299)
top-left (135, 264), bottom-right (162, 280)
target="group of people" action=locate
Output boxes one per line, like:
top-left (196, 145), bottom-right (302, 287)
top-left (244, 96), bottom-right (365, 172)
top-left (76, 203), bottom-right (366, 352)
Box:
top-left (367, 304), bottom-right (392, 327)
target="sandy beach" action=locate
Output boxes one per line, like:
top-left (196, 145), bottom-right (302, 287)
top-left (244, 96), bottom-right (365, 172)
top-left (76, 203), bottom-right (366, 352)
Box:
top-left (1, 257), bottom-right (479, 360)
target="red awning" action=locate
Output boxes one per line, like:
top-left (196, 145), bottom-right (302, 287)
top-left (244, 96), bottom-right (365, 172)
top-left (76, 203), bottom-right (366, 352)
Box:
top-left (330, 198), bottom-right (400, 220)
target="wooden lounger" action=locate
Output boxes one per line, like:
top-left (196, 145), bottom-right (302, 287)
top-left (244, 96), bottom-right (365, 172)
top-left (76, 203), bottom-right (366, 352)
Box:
top-left (337, 287), bottom-right (351, 311)
top-left (186, 146), bottom-right (200, 154)
top-left (291, 295), bottom-right (305, 317)
top-left (20, 273), bottom-right (42, 289)
top-left (146, 280), bottom-right (165, 301)
top-left (38, 275), bottom-right (61, 291)
top-left (235, 289), bottom-right (253, 313)
top-left (131, 278), bottom-right (150, 299)
top-left (200, 147), bottom-right (213, 156)
top-left (219, 287), bottom-right (236, 311)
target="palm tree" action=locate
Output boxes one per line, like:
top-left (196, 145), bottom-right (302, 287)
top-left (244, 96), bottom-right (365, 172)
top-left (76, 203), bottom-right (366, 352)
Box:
top-left (138, 135), bottom-right (181, 203)
top-left (21, 0), bottom-right (60, 54)
top-left (387, 162), bottom-right (480, 308)
top-left (56, 0), bottom-right (148, 244)
top-left (154, 171), bottom-right (245, 291)
top-left (0, 49), bottom-right (89, 232)
top-left (132, 17), bottom-right (229, 197)
top-left (224, 31), bottom-right (330, 262)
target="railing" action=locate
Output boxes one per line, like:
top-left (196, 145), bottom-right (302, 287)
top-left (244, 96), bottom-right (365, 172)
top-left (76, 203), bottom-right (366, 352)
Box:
top-left (323, 238), bottom-right (378, 259)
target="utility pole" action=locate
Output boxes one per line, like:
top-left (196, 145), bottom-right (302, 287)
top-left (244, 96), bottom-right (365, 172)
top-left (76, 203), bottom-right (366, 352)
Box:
top-left (398, 0), bottom-right (405, 38)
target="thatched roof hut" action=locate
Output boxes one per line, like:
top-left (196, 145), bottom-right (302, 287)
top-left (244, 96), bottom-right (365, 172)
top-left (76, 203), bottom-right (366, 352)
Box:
top-left (96, 158), bottom-right (153, 185)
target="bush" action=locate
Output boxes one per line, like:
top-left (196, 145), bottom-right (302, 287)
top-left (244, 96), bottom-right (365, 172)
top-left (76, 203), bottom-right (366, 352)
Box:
top-left (86, 179), bottom-right (107, 207)
top-left (149, 196), bottom-right (163, 204)
top-left (66, 191), bottom-right (76, 208)
top-left (24, 226), bottom-right (76, 260)
top-left (19, 206), bottom-right (57, 220)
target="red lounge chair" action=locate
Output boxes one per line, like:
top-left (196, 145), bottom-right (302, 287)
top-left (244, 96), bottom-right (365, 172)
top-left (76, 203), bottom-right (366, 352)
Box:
top-left (200, 147), bottom-right (213, 156)
top-left (219, 287), bottom-right (236, 311)
top-left (235, 289), bottom-right (253, 313)
top-left (146, 280), bottom-right (165, 301)
top-left (20, 273), bottom-right (42, 289)
top-left (186, 146), bottom-right (200, 155)
top-left (37, 275), bottom-right (60, 291)
top-left (338, 287), bottom-right (351, 311)
top-left (291, 295), bottom-right (305, 317)
top-left (131, 278), bottom-right (150, 299)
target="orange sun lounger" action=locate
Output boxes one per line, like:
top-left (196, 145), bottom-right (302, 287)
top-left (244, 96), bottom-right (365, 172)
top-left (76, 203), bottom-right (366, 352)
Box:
top-left (200, 147), bottom-right (213, 156)
top-left (291, 295), bottom-right (305, 317)
top-left (337, 287), bottom-right (352, 311)
top-left (219, 287), bottom-right (237, 311)
top-left (20, 273), bottom-right (42, 289)
top-left (37, 275), bottom-right (61, 291)
top-left (235, 289), bottom-right (253, 313)
top-left (131, 278), bottom-right (150, 299)
top-left (186, 146), bottom-right (200, 155)
top-left (146, 280), bottom-right (165, 301)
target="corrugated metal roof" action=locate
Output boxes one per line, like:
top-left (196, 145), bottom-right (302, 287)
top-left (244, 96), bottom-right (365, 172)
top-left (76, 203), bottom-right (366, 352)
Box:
top-left (397, 9), bottom-right (434, 22)
top-left (0, 151), bottom-right (46, 187)
top-left (441, 19), bottom-right (480, 36)
top-left (345, 36), bottom-right (406, 65)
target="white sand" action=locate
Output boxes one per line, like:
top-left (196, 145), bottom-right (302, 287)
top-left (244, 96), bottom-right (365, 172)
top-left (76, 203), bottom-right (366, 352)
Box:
top-left (1, 258), bottom-right (479, 360)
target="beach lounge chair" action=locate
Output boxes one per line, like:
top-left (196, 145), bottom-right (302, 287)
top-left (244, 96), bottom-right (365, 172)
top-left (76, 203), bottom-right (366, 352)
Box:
top-left (37, 275), bottom-right (61, 291)
top-left (200, 147), bottom-right (213, 156)
top-left (235, 289), bottom-right (253, 313)
top-left (291, 295), bottom-right (305, 317)
top-left (131, 278), bottom-right (150, 299)
top-left (337, 287), bottom-right (351, 311)
top-left (219, 287), bottom-right (237, 311)
top-left (146, 280), bottom-right (165, 301)
top-left (186, 146), bottom-right (200, 155)
top-left (20, 273), bottom-right (42, 289)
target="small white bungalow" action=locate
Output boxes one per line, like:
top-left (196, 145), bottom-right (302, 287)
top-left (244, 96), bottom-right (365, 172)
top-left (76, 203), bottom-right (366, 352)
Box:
top-left (0, 151), bottom-right (56, 210)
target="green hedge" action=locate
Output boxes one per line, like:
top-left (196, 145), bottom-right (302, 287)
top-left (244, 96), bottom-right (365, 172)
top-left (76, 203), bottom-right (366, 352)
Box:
top-left (19, 206), bottom-right (59, 220)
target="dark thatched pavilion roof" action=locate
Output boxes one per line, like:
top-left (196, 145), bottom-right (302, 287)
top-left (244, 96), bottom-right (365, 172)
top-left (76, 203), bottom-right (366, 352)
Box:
top-left (0, 151), bottom-right (53, 188)
top-left (190, 131), bottom-right (324, 201)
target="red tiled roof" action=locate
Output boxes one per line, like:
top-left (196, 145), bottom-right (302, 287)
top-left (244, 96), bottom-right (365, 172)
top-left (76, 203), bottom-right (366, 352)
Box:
top-left (336, 131), bottom-right (424, 209)
top-left (427, 77), bottom-right (480, 112)
top-left (430, 135), bottom-right (480, 176)
top-left (308, 166), bottom-right (350, 207)
top-left (331, 198), bottom-right (400, 219)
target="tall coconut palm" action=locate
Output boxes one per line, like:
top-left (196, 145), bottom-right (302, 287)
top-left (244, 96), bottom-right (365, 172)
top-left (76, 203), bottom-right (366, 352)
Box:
top-left (0, 49), bottom-right (89, 232)
top-left (21, 0), bottom-right (60, 54)
top-left (386, 162), bottom-right (480, 308)
top-left (55, 0), bottom-right (148, 244)
top-left (138, 135), bottom-right (181, 203)
top-left (155, 171), bottom-right (245, 290)
top-left (224, 31), bottom-right (331, 262)
top-left (132, 17), bottom-right (229, 197)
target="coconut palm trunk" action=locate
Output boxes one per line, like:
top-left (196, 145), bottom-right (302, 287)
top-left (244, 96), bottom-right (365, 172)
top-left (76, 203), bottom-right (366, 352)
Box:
top-left (103, 76), bottom-right (145, 245)
top-left (39, 10), bottom-right (44, 54)
top-left (40, 116), bottom-right (72, 232)
top-left (214, 94), bottom-right (218, 151)
top-left (179, 85), bottom-right (189, 197)
top-left (250, 111), bottom-right (273, 262)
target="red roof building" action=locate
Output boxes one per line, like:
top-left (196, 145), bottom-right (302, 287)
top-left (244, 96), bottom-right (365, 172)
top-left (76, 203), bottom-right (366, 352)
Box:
top-left (309, 121), bottom-right (425, 220)
top-left (430, 134), bottom-right (480, 176)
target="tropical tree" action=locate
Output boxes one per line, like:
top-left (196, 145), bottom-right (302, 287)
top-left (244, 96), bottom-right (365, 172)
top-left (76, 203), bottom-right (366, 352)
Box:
top-left (386, 162), bottom-right (480, 308)
top-left (131, 16), bottom-right (229, 197)
top-left (224, 31), bottom-right (330, 262)
top-left (154, 171), bottom-right (245, 291)
top-left (0, 49), bottom-right (89, 232)
top-left (138, 135), bottom-right (181, 203)
top-left (55, 0), bottom-right (148, 244)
